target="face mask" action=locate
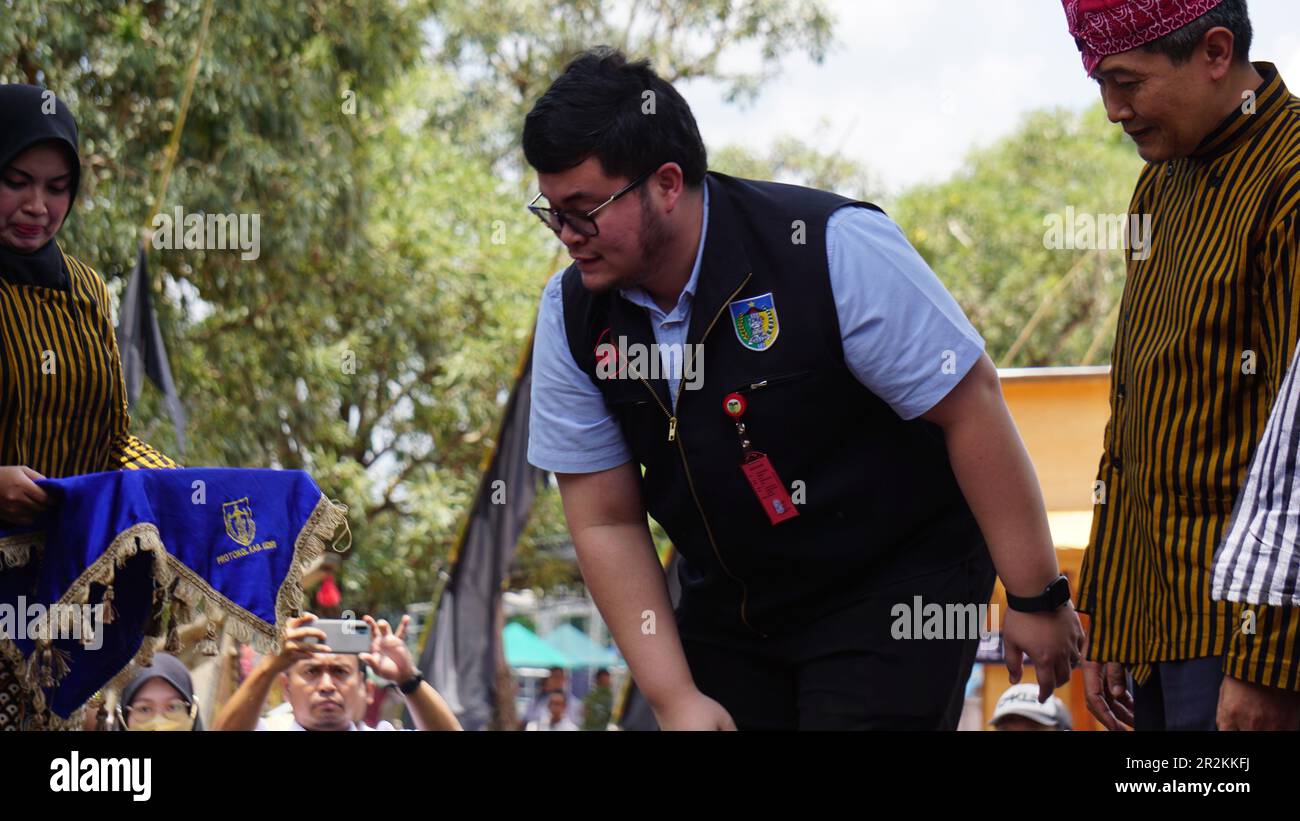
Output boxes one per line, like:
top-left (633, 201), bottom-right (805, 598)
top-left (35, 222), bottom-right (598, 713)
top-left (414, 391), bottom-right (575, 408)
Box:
top-left (125, 709), bottom-right (196, 732)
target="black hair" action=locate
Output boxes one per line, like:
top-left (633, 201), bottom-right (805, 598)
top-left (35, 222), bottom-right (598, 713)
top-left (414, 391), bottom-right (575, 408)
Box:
top-left (1142, 0), bottom-right (1252, 66)
top-left (522, 46), bottom-right (707, 187)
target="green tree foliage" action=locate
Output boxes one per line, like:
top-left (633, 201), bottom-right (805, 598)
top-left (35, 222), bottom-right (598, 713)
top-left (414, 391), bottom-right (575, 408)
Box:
top-left (430, 0), bottom-right (835, 165)
top-left (890, 105), bottom-right (1143, 367)
top-left (711, 132), bottom-right (883, 202)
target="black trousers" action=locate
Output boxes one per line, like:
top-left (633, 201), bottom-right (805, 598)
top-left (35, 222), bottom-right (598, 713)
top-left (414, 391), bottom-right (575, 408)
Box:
top-left (681, 554), bottom-right (996, 730)
top-left (1132, 657), bottom-right (1224, 731)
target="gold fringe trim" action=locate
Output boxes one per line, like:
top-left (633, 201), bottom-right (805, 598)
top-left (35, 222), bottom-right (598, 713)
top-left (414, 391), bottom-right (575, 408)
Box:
top-left (0, 493), bottom-right (347, 727)
top-left (275, 494), bottom-right (349, 653)
top-left (329, 501), bottom-right (352, 552)
top-left (0, 532), bottom-right (42, 570)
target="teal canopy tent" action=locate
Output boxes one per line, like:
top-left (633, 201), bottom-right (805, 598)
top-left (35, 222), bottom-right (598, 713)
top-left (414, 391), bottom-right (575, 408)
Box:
top-left (502, 622), bottom-right (571, 669)
top-left (541, 624), bottom-right (621, 668)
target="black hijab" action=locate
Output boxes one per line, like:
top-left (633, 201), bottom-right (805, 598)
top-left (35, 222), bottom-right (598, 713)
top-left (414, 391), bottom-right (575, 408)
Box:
top-left (0, 84), bottom-right (82, 290)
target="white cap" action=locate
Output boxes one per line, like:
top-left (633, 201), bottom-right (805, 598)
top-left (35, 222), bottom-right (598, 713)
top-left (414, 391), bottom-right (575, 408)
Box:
top-left (989, 683), bottom-right (1071, 730)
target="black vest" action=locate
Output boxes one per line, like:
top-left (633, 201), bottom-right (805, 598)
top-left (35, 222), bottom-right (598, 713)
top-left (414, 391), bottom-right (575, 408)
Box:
top-left (561, 172), bottom-right (987, 639)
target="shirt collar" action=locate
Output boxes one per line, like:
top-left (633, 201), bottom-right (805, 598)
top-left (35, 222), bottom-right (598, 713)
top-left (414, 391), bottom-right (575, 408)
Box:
top-left (618, 182), bottom-right (709, 316)
top-left (1191, 62), bottom-right (1289, 161)
top-left (291, 718), bottom-right (364, 731)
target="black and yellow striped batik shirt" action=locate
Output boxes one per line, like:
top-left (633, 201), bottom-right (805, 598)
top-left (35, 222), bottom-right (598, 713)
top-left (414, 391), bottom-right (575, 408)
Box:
top-left (0, 247), bottom-right (177, 478)
top-left (1078, 63), bottom-right (1300, 691)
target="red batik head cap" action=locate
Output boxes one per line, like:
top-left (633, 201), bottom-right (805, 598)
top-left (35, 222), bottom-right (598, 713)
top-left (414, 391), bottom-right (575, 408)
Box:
top-left (1061, 0), bottom-right (1226, 75)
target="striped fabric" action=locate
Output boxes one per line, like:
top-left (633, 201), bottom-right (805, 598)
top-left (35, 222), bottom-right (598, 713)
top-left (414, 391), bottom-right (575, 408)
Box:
top-left (1078, 63), bottom-right (1300, 691)
top-left (1213, 340), bottom-right (1300, 606)
top-left (0, 247), bottom-right (177, 476)
top-left (1, 246), bottom-right (176, 731)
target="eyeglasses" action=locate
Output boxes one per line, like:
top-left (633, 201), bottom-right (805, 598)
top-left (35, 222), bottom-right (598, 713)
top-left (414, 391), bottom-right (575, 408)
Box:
top-left (123, 700), bottom-right (192, 722)
top-left (527, 171), bottom-right (652, 238)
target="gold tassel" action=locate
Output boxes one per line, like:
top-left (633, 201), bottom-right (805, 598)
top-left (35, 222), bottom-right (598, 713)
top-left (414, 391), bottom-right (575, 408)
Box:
top-left (34, 643), bottom-right (54, 689)
top-left (100, 584), bottom-right (116, 625)
top-left (164, 621), bottom-right (182, 653)
top-left (329, 503), bottom-right (353, 553)
top-left (48, 646), bottom-right (71, 683)
top-left (198, 621), bottom-right (219, 656)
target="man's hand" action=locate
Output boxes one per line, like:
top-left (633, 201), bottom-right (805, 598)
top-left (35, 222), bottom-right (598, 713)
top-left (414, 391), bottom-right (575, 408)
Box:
top-left (1002, 603), bottom-right (1085, 703)
top-left (653, 689), bottom-right (737, 731)
top-left (0, 466), bottom-right (51, 526)
top-left (1217, 675), bottom-right (1300, 730)
top-left (1082, 656), bottom-right (1134, 731)
top-left (359, 614), bottom-right (417, 684)
top-left (269, 613), bottom-right (330, 673)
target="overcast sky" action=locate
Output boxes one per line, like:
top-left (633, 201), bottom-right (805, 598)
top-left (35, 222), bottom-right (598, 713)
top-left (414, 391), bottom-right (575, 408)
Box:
top-left (680, 0), bottom-right (1300, 194)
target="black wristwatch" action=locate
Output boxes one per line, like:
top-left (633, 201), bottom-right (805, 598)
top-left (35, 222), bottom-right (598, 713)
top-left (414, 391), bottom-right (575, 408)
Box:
top-left (1005, 574), bottom-right (1071, 613)
top-left (398, 672), bottom-right (424, 695)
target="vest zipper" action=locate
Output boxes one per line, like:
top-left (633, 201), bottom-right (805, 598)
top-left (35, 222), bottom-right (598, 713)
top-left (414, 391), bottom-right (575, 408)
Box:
top-left (637, 273), bottom-right (765, 637)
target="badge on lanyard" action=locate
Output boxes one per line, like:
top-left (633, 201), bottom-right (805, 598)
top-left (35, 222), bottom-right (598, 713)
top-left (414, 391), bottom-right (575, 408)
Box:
top-left (723, 392), bottom-right (799, 525)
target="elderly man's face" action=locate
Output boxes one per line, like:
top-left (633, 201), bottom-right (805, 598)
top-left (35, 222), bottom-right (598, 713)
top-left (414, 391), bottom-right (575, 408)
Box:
top-left (1092, 46), bottom-right (1234, 163)
top-left (284, 654), bottom-right (371, 731)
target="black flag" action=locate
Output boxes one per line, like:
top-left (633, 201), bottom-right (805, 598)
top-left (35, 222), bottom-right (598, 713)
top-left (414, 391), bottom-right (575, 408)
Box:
top-left (417, 333), bottom-right (547, 730)
top-left (116, 246), bottom-right (186, 455)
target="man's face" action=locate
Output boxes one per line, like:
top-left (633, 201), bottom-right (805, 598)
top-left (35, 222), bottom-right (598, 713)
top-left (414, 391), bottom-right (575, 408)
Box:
top-left (284, 654), bottom-right (371, 731)
top-left (1093, 48), bottom-right (1227, 163)
top-left (547, 693), bottom-right (567, 721)
top-left (536, 157), bottom-right (668, 294)
top-left (0, 143), bottom-right (73, 253)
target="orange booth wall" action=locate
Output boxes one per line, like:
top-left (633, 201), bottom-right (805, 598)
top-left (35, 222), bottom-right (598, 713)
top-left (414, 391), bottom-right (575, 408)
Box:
top-left (981, 366), bottom-right (1112, 731)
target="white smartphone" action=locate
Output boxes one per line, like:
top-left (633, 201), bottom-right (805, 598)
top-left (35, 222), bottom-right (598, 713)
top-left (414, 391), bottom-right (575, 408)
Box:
top-left (302, 618), bottom-right (371, 654)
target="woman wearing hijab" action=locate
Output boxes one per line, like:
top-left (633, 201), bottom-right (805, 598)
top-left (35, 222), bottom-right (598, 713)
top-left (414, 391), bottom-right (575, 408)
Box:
top-left (115, 653), bottom-right (202, 731)
top-left (0, 84), bottom-right (178, 730)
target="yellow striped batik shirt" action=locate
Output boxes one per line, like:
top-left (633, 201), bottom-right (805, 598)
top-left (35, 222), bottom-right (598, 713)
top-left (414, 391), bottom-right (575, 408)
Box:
top-left (1078, 63), bottom-right (1300, 690)
top-left (0, 247), bottom-right (177, 479)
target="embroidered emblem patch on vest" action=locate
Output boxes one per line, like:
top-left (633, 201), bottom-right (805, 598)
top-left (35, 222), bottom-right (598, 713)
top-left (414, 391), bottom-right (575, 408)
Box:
top-left (728, 292), bottom-right (780, 352)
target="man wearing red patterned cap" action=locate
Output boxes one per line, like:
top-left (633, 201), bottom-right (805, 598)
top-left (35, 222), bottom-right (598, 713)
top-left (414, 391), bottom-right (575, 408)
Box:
top-left (1062, 0), bottom-right (1300, 731)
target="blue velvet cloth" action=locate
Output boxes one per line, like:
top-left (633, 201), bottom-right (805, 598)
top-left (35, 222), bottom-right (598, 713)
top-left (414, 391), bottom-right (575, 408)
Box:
top-left (0, 468), bottom-right (336, 717)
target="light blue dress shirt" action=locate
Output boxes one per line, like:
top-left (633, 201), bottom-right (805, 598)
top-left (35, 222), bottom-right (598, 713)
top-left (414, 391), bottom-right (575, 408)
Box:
top-left (528, 185), bottom-right (986, 474)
